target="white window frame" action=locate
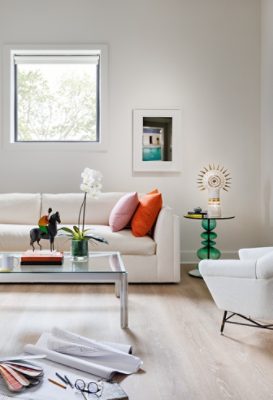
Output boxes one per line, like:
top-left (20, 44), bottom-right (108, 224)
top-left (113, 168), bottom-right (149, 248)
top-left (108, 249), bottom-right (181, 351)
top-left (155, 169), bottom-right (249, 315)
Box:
top-left (3, 44), bottom-right (108, 152)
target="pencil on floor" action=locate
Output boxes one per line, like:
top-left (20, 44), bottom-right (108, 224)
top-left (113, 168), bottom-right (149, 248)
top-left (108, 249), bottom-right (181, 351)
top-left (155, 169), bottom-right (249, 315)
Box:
top-left (64, 374), bottom-right (74, 388)
top-left (48, 378), bottom-right (67, 389)
top-left (55, 372), bottom-right (68, 385)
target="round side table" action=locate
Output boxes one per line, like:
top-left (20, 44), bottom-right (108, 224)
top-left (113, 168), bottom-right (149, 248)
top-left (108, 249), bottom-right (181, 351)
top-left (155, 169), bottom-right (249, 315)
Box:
top-left (184, 215), bottom-right (235, 278)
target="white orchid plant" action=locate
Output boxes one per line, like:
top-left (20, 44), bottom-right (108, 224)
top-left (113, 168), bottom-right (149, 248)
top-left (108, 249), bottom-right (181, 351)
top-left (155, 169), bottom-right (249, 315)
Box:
top-left (59, 168), bottom-right (108, 244)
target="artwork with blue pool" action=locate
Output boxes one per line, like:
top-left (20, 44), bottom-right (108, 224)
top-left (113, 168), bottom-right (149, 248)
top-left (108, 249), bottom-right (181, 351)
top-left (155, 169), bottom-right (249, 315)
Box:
top-left (143, 147), bottom-right (162, 161)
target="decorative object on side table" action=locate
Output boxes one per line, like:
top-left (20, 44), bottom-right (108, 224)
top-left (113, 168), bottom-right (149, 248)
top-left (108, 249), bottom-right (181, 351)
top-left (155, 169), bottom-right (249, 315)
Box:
top-left (186, 207), bottom-right (207, 219)
top-left (197, 164), bottom-right (231, 217)
top-left (59, 168), bottom-right (108, 261)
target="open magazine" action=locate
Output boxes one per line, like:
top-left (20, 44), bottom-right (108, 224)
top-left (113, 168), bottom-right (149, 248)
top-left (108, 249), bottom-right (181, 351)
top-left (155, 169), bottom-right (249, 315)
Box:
top-left (24, 327), bottom-right (142, 380)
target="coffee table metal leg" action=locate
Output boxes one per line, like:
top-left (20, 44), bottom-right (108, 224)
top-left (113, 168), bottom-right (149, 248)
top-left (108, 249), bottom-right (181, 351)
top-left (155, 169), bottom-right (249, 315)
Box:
top-left (115, 281), bottom-right (120, 298)
top-left (120, 272), bottom-right (128, 328)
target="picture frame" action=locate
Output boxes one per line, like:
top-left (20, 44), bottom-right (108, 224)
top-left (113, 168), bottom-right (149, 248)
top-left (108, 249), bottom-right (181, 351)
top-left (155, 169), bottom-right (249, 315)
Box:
top-left (133, 109), bottom-right (181, 172)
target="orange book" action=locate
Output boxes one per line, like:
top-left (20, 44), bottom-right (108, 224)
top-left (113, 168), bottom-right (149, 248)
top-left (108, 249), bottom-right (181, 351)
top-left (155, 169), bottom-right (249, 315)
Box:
top-left (20, 251), bottom-right (63, 265)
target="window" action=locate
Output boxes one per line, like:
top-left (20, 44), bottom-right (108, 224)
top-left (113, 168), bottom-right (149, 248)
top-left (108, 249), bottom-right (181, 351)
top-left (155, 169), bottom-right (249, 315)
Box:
top-left (15, 55), bottom-right (99, 142)
top-left (4, 45), bottom-right (108, 150)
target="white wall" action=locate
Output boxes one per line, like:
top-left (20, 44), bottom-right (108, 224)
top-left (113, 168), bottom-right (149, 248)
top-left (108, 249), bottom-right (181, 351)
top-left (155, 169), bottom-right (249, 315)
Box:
top-left (0, 0), bottom-right (261, 261)
top-left (261, 0), bottom-right (273, 245)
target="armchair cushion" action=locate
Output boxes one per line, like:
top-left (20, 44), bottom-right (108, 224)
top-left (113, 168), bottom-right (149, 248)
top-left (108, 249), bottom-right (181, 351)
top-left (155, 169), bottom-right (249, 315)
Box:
top-left (256, 251), bottom-right (273, 279)
top-left (239, 247), bottom-right (273, 260)
top-left (199, 259), bottom-right (256, 279)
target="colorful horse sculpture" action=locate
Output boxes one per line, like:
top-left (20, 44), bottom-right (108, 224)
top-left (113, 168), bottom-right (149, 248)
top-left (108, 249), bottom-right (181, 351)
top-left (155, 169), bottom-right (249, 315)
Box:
top-left (30, 211), bottom-right (61, 251)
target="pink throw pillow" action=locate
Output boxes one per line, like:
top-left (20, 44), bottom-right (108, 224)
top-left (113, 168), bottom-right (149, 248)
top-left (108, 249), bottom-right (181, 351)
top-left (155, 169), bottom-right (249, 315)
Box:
top-left (109, 192), bottom-right (139, 232)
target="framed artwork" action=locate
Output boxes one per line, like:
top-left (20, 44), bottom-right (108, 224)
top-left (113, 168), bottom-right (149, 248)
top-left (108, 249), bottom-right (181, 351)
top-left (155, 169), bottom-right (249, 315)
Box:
top-left (133, 109), bottom-right (181, 172)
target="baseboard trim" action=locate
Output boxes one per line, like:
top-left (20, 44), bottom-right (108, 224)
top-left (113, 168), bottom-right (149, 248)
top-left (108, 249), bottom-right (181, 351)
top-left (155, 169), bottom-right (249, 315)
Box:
top-left (180, 250), bottom-right (238, 264)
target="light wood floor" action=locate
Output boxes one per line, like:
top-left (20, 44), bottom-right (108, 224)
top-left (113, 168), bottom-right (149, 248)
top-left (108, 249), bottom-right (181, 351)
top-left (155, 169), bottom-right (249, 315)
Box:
top-left (1, 265), bottom-right (273, 399)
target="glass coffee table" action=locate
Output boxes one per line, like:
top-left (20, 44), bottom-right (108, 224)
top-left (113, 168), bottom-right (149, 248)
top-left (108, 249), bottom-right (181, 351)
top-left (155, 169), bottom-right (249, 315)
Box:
top-left (0, 251), bottom-right (128, 329)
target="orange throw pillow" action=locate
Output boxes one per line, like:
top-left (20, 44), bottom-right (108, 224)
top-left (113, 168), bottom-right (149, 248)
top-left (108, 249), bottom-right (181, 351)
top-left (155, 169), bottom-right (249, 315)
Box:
top-left (131, 189), bottom-right (163, 237)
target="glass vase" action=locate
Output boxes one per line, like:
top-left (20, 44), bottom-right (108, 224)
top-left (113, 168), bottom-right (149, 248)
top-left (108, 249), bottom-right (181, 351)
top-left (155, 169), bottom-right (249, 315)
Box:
top-left (71, 239), bottom-right (89, 261)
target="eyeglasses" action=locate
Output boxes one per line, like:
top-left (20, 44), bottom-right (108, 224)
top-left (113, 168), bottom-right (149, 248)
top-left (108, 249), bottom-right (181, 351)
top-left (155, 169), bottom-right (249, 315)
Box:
top-left (75, 379), bottom-right (103, 399)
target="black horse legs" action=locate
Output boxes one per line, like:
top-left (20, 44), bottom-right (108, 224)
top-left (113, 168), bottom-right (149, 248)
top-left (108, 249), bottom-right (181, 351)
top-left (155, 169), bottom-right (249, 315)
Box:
top-left (50, 239), bottom-right (54, 252)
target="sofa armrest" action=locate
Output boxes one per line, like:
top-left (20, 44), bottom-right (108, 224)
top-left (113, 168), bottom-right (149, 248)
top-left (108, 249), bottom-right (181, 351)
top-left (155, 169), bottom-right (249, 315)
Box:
top-left (153, 207), bottom-right (180, 282)
top-left (199, 259), bottom-right (257, 279)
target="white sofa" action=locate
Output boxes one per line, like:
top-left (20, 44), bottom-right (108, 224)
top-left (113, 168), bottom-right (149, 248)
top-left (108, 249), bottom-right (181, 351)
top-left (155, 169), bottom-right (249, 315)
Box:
top-left (0, 193), bottom-right (180, 283)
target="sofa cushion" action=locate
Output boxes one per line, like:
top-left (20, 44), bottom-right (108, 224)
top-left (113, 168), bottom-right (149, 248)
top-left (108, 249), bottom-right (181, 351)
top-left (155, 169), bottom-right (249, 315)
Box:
top-left (109, 192), bottom-right (139, 232)
top-left (0, 224), bottom-right (35, 251)
top-left (0, 224), bottom-right (156, 256)
top-left (41, 193), bottom-right (125, 225)
top-left (131, 190), bottom-right (162, 237)
top-left (0, 194), bottom-right (41, 224)
top-left (60, 225), bottom-right (156, 255)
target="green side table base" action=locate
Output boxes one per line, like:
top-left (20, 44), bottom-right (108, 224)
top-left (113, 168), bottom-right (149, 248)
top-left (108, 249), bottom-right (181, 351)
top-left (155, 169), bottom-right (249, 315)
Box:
top-left (189, 219), bottom-right (220, 279)
top-left (188, 269), bottom-right (202, 278)
top-left (184, 215), bottom-right (235, 279)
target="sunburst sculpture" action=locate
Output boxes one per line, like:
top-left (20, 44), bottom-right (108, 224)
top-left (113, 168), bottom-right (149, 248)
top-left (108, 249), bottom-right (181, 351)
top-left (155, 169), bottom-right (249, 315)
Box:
top-left (197, 164), bottom-right (231, 217)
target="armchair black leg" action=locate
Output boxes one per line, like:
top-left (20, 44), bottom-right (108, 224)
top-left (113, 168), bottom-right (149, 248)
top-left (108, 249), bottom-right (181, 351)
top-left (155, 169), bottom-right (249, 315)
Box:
top-left (220, 311), bottom-right (273, 333)
top-left (220, 311), bottom-right (227, 334)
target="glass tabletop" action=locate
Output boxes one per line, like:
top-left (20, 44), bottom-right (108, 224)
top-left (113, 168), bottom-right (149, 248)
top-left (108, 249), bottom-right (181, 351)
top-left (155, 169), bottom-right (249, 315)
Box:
top-left (0, 252), bottom-right (126, 274)
top-left (184, 215), bottom-right (235, 220)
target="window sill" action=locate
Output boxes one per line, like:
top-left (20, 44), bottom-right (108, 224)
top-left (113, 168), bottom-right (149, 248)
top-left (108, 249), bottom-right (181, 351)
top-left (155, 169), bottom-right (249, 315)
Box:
top-left (2, 140), bottom-right (108, 152)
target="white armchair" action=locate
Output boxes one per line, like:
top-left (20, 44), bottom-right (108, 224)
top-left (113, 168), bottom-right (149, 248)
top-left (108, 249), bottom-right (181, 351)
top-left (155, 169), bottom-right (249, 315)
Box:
top-left (199, 247), bottom-right (273, 333)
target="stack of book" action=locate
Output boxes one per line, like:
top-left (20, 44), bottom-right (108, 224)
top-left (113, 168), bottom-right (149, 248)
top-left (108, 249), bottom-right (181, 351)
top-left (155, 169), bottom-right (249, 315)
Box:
top-left (20, 251), bottom-right (64, 266)
top-left (186, 210), bottom-right (208, 219)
